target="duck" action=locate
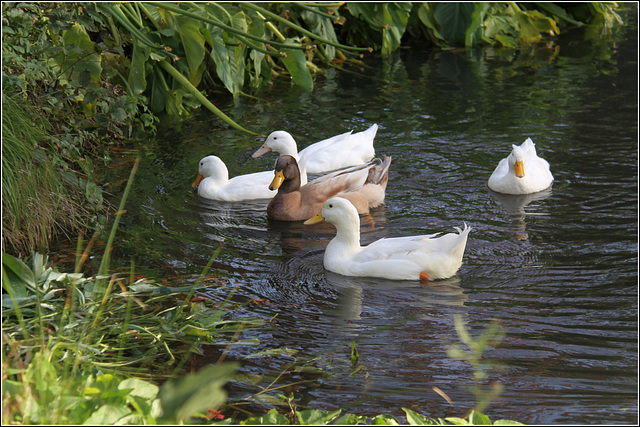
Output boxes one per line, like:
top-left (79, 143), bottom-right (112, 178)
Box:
top-left (304, 197), bottom-right (471, 281)
top-left (267, 154), bottom-right (391, 221)
top-left (192, 155), bottom-right (276, 201)
top-left (252, 124), bottom-right (378, 175)
top-left (488, 137), bottom-right (554, 194)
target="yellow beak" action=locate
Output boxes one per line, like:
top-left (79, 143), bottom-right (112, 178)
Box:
top-left (269, 170), bottom-right (285, 190)
top-left (192, 173), bottom-right (204, 187)
top-left (514, 160), bottom-right (525, 178)
top-left (304, 213), bottom-right (325, 225)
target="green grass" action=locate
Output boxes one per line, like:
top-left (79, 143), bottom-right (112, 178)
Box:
top-left (1, 161), bottom-right (260, 424)
top-left (1, 94), bottom-right (89, 254)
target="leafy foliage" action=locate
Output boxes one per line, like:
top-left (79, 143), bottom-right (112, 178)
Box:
top-left (1, 165), bottom-right (261, 424)
top-left (1, 3), bottom-right (156, 253)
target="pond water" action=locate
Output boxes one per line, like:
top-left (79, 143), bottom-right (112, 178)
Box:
top-left (98, 16), bottom-right (637, 425)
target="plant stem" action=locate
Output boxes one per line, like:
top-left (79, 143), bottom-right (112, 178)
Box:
top-left (158, 60), bottom-right (257, 134)
top-left (242, 3), bottom-right (371, 52)
top-left (147, 2), bottom-right (306, 50)
top-left (94, 157), bottom-right (140, 297)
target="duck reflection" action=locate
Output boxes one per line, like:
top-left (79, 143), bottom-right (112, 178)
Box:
top-left (266, 205), bottom-right (389, 257)
top-left (323, 271), bottom-right (468, 322)
top-left (488, 187), bottom-right (552, 241)
top-left (195, 197), bottom-right (270, 243)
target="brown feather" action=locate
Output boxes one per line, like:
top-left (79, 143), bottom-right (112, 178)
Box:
top-left (267, 155), bottom-right (392, 221)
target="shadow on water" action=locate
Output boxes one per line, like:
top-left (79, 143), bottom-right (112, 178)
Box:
top-left (85, 11), bottom-right (638, 425)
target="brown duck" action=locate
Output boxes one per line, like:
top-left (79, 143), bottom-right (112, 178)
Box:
top-left (267, 154), bottom-right (391, 221)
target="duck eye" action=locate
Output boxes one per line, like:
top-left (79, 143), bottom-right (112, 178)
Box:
top-left (329, 204), bottom-right (333, 208)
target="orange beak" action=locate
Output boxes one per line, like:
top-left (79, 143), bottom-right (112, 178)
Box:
top-left (192, 173), bottom-right (204, 187)
top-left (304, 213), bottom-right (325, 225)
top-left (269, 170), bottom-right (285, 191)
top-left (514, 160), bottom-right (525, 178)
top-left (252, 143), bottom-right (272, 158)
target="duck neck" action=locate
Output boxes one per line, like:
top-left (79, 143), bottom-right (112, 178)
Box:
top-left (333, 219), bottom-right (362, 250)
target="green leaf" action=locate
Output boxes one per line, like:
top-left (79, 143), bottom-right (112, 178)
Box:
top-left (402, 408), bottom-right (433, 425)
top-left (297, 408), bottom-right (342, 425)
top-left (465, 2), bottom-right (493, 47)
top-left (128, 39), bottom-right (150, 96)
top-left (83, 405), bottom-right (131, 425)
top-left (61, 23), bottom-right (102, 83)
top-left (240, 408), bottom-right (289, 425)
top-left (2, 252), bottom-right (35, 295)
top-left (469, 410), bottom-right (492, 425)
top-left (381, 3), bottom-right (412, 55)
top-left (175, 14), bottom-right (206, 85)
top-left (118, 378), bottom-right (159, 402)
top-left (493, 420), bottom-right (525, 425)
top-left (371, 413), bottom-right (400, 425)
top-left (300, 8), bottom-right (338, 61)
top-left (206, 28), bottom-right (244, 96)
top-left (417, 3), bottom-right (447, 47)
top-left (150, 68), bottom-right (167, 113)
top-left (157, 363), bottom-right (238, 423)
top-left (433, 2), bottom-right (475, 46)
top-left (334, 413), bottom-right (368, 425)
top-left (533, 2), bottom-right (583, 26)
top-left (279, 45), bottom-right (313, 90)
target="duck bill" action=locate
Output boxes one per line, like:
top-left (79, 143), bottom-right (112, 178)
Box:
top-left (304, 213), bottom-right (325, 225)
top-left (252, 143), bottom-right (272, 158)
top-left (514, 160), bottom-right (525, 178)
top-left (192, 173), bottom-right (204, 187)
top-left (269, 170), bottom-right (285, 190)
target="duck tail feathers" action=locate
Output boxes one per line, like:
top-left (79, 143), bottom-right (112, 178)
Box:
top-left (365, 155), bottom-right (391, 188)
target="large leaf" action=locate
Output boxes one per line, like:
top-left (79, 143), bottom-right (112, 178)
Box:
top-left (203, 12), bottom-right (247, 97)
top-left (61, 23), bottom-right (102, 84)
top-left (300, 8), bottom-right (338, 61)
top-left (150, 68), bottom-right (168, 113)
top-left (468, 410), bottom-right (492, 425)
top-left (433, 2), bottom-right (475, 46)
top-left (381, 3), bottom-right (412, 55)
top-left (417, 3), bottom-right (447, 47)
top-left (297, 409), bottom-right (342, 425)
top-left (175, 14), bottom-right (206, 86)
top-left (402, 408), bottom-right (432, 426)
top-left (206, 30), bottom-right (245, 97)
top-left (240, 408), bottom-right (289, 425)
top-left (346, 3), bottom-right (384, 28)
top-left (280, 44), bottom-right (313, 91)
top-left (83, 405), bottom-right (130, 425)
top-left (128, 39), bottom-right (151, 96)
top-left (2, 252), bottom-right (35, 296)
top-left (157, 363), bottom-right (238, 423)
top-left (465, 2), bottom-right (493, 47)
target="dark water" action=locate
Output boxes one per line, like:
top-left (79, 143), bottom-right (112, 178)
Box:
top-left (99, 15), bottom-right (637, 425)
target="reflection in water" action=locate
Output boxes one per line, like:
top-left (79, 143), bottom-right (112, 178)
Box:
top-left (324, 271), bottom-right (469, 322)
top-left (488, 187), bottom-right (553, 241)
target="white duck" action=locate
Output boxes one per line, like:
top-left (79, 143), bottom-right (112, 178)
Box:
top-left (304, 197), bottom-right (471, 281)
top-left (488, 137), bottom-right (554, 195)
top-left (252, 124), bottom-right (378, 175)
top-left (192, 155), bottom-right (276, 201)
